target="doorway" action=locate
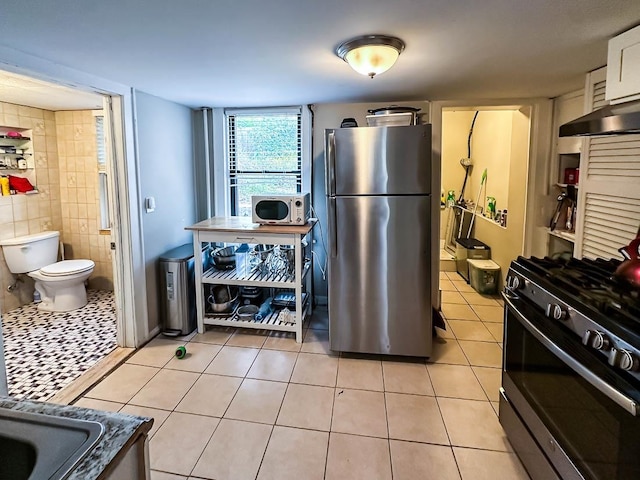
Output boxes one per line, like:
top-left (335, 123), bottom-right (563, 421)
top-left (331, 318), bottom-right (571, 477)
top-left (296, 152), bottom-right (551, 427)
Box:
top-left (0, 69), bottom-right (125, 400)
top-left (432, 100), bottom-right (551, 287)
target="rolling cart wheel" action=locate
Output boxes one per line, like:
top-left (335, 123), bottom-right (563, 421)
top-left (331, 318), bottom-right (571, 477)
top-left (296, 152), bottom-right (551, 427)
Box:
top-left (175, 346), bottom-right (187, 359)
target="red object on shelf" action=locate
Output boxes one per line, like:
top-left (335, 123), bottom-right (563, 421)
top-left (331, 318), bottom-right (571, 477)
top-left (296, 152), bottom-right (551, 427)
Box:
top-left (564, 168), bottom-right (579, 185)
top-left (8, 175), bottom-right (34, 193)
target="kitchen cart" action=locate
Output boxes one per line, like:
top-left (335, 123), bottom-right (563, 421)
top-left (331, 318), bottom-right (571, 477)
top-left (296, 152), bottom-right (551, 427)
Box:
top-left (186, 217), bottom-right (315, 342)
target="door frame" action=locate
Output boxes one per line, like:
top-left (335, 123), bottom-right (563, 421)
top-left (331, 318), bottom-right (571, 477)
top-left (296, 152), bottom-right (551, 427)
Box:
top-left (429, 98), bottom-right (553, 262)
top-left (0, 45), bottom-right (149, 347)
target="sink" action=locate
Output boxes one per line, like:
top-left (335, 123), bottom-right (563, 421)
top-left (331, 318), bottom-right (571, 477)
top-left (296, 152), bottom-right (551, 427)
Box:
top-left (0, 407), bottom-right (104, 480)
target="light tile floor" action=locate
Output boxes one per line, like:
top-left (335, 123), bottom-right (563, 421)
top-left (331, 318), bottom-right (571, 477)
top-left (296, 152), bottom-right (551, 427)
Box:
top-left (76, 272), bottom-right (529, 480)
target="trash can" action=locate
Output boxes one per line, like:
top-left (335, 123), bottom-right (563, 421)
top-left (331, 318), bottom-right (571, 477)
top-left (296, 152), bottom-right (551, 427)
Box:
top-left (468, 259), bottom-right (501, 295)
top-left (159, 243), bottom-right (199, 336)
top-left (455, 238), bottom-right (491, 282)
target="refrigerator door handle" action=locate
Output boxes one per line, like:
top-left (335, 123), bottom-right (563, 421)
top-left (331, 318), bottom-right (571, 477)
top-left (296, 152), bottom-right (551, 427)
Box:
top-left (327, 131), bottom-right (336, 196)
top-left (328, 197), bottom-right (338, 258)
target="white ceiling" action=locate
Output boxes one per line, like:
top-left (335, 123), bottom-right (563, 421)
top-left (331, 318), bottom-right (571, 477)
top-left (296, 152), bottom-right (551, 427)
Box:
top-left (0, 0), bottom-right (639, 109)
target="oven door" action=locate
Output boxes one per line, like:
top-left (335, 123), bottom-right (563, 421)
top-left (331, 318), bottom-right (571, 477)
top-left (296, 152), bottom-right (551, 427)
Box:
top-left (502, 292), bottom-right (640, 480)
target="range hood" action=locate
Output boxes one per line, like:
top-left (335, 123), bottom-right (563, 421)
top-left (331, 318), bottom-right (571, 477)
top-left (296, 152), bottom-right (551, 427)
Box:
top-left (559, 98), bottom-right (640, 136)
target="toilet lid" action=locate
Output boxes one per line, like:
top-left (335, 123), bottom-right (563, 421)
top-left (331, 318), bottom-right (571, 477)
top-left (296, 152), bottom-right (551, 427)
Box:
top-left (41, 259), bottom-right (95, 277)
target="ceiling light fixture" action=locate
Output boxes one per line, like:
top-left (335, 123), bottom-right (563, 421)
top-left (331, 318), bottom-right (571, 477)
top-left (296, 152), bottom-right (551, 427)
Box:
top-left (335, 34), bottom-right (405, 79)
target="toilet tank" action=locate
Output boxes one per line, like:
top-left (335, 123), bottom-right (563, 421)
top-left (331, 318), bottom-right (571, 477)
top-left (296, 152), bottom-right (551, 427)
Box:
top-left (0, 231), bottom-right (60, 273)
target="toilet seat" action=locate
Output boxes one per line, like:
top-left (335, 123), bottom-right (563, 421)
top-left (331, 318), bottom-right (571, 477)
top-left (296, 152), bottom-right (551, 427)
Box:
top-left (40, 259), bottom-right (95, 277)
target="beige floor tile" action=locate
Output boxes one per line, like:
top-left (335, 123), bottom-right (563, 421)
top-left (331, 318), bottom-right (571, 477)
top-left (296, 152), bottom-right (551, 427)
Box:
top-left (150, 471), bottom-right (186, 480)
top-left (190, 326), bottom-right (234, 345)
top-left (192, 419), bottom-right (272, 480)
top-left (257, 426), bottom-right (328, 480)
top-left (447, 319), bottom-right (495, 342)
top-left (458, 340), bottom-right (503, 368)
top-left (390, 440), bottom-right (461, 480)
top-left (291, 352), bottom-right (338, 387)
top-left (263, 331), bottom-right (303, 352)
top-left (484, 321), bottom-right (504, 342)
top-left (441, 303), bottom-right (480, 321)
top-left (129, 369), bottom-right (199, 410)
top-left (277, 383), bottom-right (334, 431)
top-left (429, 338), bottom-right (470, 366)
top-left (325, 432), bottom-right (391, 480)
top-left (440, 279), bottom-right (457, 291)
top-left (441, 291), bottom-right (467, 304)
top-left (439, 271), bottom-right (449, 280)
top-left (435, 319), bottom-right (456, 339)
top-left (204, 346), bottom-right (259, 377)
top-left (164, 342), bottom-right (222, 372)
top-left (471, 305), bottom-right (504, 323)
top-left (119, 404), bottom-right (171, 439)
top-left (386, 392), bottom-right (449, 444)
top-left (308, 309), bottom-right (329, 330)
top-left (176, 373), bottom-right (242, 417)
top-left (451, 280), bottom-right (475, 293)
top-left (337, 356), bottom-right (384, 391)
top-left (225, 378), bottom-right (287, 424)
top-left (382, 360), bottom-right (433, 396)
top-left (472, 366), bottom-right (502, 402)
top-left (331, 388), bottom-right (387, 438)
top-left (491, 401), bottom-right (500, 416)
top-left (461, 292), bottom-right (500, 306)
top-left (85, 364), bottom-right (158, 403)
top-left (300, 328), bottom-right (331, 354)
top-left (126, 337), bottom-right (183, 368)
top-left (446, 272), bottom-right (464, 282)
top-left (73, 397), bottom-right (123, 412)
top-left (226, 329), bottom-right (269, 348)
top-left (247, 349), bottom-right (298, 382)
top-left (454, 447), bottom-right (529, 480)
top-left (438, 397), bottom-right (512, 451)
top-left (150, 412), bottom-right (219, 476)
top-left (427, 364), bottom-right (487, 400)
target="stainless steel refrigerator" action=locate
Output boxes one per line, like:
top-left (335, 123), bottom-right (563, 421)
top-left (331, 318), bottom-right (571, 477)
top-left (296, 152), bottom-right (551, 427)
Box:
top-left (325, 124), bottom-right (437, 357)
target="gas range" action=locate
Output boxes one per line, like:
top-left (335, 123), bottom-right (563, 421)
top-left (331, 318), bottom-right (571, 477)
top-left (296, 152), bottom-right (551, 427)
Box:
top-left (506, 256), bottom-right (640, 382)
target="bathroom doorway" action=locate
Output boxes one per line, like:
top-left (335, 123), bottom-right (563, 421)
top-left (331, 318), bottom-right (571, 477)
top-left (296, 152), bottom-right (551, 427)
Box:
top-left (0, 69), bottom-right (127, 400)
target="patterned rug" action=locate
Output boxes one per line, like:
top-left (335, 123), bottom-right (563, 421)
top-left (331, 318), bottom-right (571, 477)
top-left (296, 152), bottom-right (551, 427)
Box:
top-left (2, 289), bottom-right (117, 401)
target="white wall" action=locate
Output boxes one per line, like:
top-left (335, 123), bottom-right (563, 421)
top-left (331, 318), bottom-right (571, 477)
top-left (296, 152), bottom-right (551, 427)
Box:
top-left (135, 91), bottom-right (196, 332)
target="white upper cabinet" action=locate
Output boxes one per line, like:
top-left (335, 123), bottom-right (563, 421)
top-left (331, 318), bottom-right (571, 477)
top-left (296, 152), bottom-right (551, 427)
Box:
top-left (606, 25), bottom-right (640, 104)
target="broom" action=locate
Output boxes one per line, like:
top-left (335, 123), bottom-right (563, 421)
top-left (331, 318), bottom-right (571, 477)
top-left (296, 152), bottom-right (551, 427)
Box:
top-left (466, 168), bottom-right (487, 239)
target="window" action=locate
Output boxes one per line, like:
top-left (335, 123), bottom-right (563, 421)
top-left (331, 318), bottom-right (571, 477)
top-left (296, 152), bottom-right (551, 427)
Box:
top-left (95, 114), bottom-right (111, 230)
top-left (224, 107), bottom-right (306, 217)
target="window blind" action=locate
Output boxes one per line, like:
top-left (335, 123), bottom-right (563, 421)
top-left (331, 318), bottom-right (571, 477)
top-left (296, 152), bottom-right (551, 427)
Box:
top-left (226, 108), bottom-right (302, 216)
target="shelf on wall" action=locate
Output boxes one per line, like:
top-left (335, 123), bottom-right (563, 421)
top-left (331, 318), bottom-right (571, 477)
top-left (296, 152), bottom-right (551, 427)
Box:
top-left (548, 229), bottom-right (575, 243)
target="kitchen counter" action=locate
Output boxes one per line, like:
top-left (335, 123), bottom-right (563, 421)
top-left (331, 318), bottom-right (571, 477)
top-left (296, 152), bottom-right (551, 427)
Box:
top-left (0, 396), bottom-right (153, 479)
top-left (186, 216), bottom-right (315, 235)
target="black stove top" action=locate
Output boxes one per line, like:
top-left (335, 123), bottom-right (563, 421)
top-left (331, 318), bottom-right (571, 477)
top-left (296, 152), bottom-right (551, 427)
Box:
top-left (512, 256), bottom-right (640, 340)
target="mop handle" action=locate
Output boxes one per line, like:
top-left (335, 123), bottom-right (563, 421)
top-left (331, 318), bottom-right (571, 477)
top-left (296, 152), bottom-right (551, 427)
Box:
top-left (467, 169), bottom-right (487, 238)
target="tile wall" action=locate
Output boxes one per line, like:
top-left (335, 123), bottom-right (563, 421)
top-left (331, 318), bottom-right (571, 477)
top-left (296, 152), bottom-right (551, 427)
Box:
top-left (54, 111), bottom-right (112, 291)
top-left (0, 102), bottom-right (112, 313)
top-left (0, 101), bottom-right (62, 312)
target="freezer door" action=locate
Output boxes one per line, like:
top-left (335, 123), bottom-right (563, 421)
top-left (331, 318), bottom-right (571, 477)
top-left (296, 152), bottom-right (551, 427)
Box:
top-left (328, 195), bottom-right (432, 356)
top-left (325, 125), bottom-right (432, 196)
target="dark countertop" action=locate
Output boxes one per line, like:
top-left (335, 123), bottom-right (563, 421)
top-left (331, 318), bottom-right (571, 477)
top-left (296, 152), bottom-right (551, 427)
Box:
top-left (0, 396), bottom-right (153, 480)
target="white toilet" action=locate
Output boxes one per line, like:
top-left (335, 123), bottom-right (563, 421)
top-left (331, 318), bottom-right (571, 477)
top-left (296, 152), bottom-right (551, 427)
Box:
top-left (0, 231), bottom-right (95, 312)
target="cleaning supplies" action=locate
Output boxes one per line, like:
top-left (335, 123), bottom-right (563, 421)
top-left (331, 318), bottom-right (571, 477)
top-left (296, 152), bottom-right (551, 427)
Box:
top-left (487, 197), bottom-right (496, 219)
top-left (466, 168), bottom-right (487, 238)
top-left (446, 190), bottom-right (456, 208)
top-left (0, 176), bottom-right (9, 196)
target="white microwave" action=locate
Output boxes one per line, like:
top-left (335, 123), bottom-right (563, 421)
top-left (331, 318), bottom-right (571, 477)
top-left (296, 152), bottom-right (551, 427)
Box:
top-left (251, 193), bottom-right (311, 225)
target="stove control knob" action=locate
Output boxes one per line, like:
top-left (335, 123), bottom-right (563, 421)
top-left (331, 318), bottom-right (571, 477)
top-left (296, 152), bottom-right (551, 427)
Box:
top-left (582, 330), bottom-right (611, 351)
top-left (546, 303), bottom-right (567, 321)
top-left (506, 275), bottom-right (522, 291)
top-left (608, 348), bottom-right (639, 372)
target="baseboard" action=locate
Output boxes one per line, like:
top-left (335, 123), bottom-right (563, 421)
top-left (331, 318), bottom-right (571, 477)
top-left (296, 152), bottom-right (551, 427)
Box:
top-left (314, 295), bottom-right (328, 306)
